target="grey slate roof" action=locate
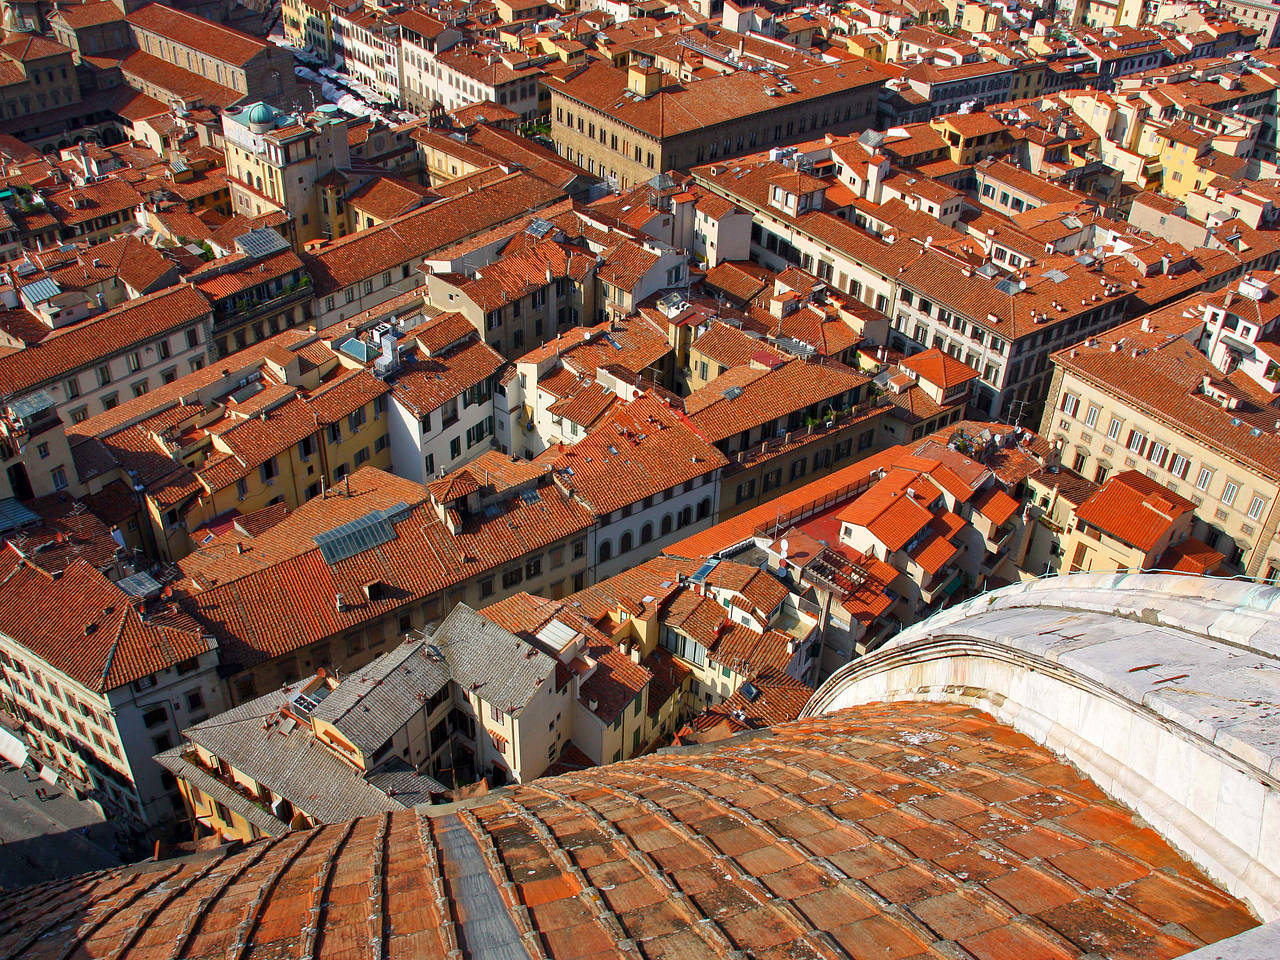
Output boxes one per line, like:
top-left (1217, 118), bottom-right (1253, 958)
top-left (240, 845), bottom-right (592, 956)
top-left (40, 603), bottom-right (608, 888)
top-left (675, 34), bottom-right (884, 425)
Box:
top-left (169, 605), bottom-right (555, 825)
top-left (430, 603), bottom-right (557, 717)
top-left (366, 757), bottom-right (450, 806)
top-left (178, 679), bottom-right (405, 824)
top-left (310, 640), bottom-right (450, 756)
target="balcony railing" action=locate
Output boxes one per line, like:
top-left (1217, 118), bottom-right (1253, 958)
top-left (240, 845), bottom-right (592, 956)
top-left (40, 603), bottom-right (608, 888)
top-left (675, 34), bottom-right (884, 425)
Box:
top-left (732, 398), bottom-right (892, 470)
top-left (920, 566), bottom-right (961, 605)
top-left (214, 277), bottom-right (313, 329)
top-left (752, 474), bottom-right (877, 541)
top-left (181, 746), bottom-right (274, 813)
top-left (983, 522), bottom-right (1016, 553)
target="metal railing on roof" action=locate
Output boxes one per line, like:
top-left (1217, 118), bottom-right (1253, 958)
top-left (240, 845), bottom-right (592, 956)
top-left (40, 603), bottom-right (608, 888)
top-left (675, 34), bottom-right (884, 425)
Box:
top-left (751, 474), bottom-right (877, 541)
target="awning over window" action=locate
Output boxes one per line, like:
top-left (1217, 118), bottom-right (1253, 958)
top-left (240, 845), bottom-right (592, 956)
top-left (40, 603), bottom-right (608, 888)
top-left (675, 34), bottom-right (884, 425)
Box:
top-left (0, 726), bottom-right (28, 768)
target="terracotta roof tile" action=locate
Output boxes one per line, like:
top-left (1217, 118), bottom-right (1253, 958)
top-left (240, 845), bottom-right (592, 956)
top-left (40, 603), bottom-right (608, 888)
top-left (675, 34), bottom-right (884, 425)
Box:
top-left (1074, 470), bottom-right (1196, 553)
top-left (685, 358), bottom-right (867, 444)
top-left (900, 347), bottom-right (980, 389)
top-left (0, 285), bottom-right (211, 396)
top-left (175, 467), bottom-right (592, 668)
top-left (4, 701), bottom-right (1256, 959)
top-left (126, 3), bottom-right (269, 67)
top-left (551, 393), bottom-right (727, 515)
top-left (549, 58), bottom-right (885, 139)
top-left (0, 546), bottom-right (208, 692)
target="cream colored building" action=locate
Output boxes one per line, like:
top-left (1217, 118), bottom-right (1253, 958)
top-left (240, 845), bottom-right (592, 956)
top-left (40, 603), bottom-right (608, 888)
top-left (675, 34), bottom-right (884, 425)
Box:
top-left (0, 548), bottom-right (225, 829)
top-left (1043, 289), bottom-right (1280, 579)
top-left (221, 102), bottom-right (353, 247)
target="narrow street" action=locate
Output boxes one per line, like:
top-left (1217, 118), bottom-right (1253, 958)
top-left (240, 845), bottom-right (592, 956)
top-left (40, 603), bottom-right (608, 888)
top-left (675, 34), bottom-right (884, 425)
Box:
top-left (0, 763), bottom-right (122, 889)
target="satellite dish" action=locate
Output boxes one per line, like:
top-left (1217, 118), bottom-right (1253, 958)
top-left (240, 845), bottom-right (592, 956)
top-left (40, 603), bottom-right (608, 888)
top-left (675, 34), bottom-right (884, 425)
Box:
top-left (779, 538), bottom-right (790, 559)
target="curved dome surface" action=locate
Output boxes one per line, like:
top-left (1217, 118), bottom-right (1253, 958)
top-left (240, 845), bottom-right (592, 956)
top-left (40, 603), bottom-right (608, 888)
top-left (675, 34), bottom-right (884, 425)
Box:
top-left (245, 102), bottom-right (276, 126)
top-left (807, 572), bottom-right (1280, 922)
top-left (0, 700), bottom-right (1258, 960)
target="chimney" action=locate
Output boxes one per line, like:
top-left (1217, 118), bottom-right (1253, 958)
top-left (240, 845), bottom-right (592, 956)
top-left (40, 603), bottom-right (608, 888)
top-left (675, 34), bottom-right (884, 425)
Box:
top-left (335, 593), bottom-right (346, 612)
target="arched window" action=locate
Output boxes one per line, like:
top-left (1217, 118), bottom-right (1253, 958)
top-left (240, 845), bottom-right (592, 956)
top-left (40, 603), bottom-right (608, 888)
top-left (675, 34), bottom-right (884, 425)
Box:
top-left (640, 522), bottom-right (653, 545)
top-left (679, 507), bottom-right (692, 527)
top-left (660, 514), bottom-right (673, 536)
top-left (620, 530), bottom-right (634, 554)
top-left (697, 497), bottom-right (712, 520)
top-left (598, 540), bottom-right (612, 564)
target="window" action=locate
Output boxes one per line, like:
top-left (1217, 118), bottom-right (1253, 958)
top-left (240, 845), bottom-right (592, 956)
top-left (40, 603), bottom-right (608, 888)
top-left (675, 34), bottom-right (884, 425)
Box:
top-left (64, 377), bottom-right (80, 399)
top-left (1222, 481), bottom-right (1239, 506)
top-left (36, 442), bottom-right (48, 459)
top-left (1248, 495), bottom-right (1267, 520)
top-left (186, 690), bottom-right (204, 712)
top-left (1107, 418), bottom-right (1122, 441)
top-left (1126, 429), bottom-right (1148, 456)
top-left (1084, 404), bottom-right (1099, 428)
top-left (143, 706), bottom-right (167, 728)
top-left (96, 364), bottom-right (112, 387)
top-left (1146, 442), bottom-right (1168, 468)
top-left (1169, 454), bottom-right (1190, 480)
top-left (1196, 467), bottom-right (1213, 491)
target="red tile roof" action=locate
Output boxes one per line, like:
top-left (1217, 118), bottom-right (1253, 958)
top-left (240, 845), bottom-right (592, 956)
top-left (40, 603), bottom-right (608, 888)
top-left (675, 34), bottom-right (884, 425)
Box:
top-left (971, 484), bottom-right (1020, 527)
top-left (675, 668), bottom-right (813, 741)
top-left (479, 592), bottom-right (652, 724)
top-left (1158, 537), bottom-right (1224, 575)
top-left (665, 446), bottom-right (907, 559)
top-left (176, 467), bottom-right (592, 668)
top-left (126, 3), bottom-right (268, 67)
top-left (304, 173), bottom-right (565, 293)
top-left (838, 470), bottom-right (940, 552)
top-left (900, 347), bottom-right (980, 389)
top-left (388, 332), bottom-right (505, 418)
top-left (0, 284), bottom-right (211, 395)
top-left (0, 546), bottom-right (208, 692)
top-left (691, 322), bottom-right (786, 371)
top-left (1074, 470), bottom-right (1196, 553)
top-left (684, 358), bottom-right (867, 444)
top-left (549, 58), bottom-right (885, 139)
top-left (5, 701), bottom-right (1256, 959)
top-left (551, 393), bottom-right (727, 515)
